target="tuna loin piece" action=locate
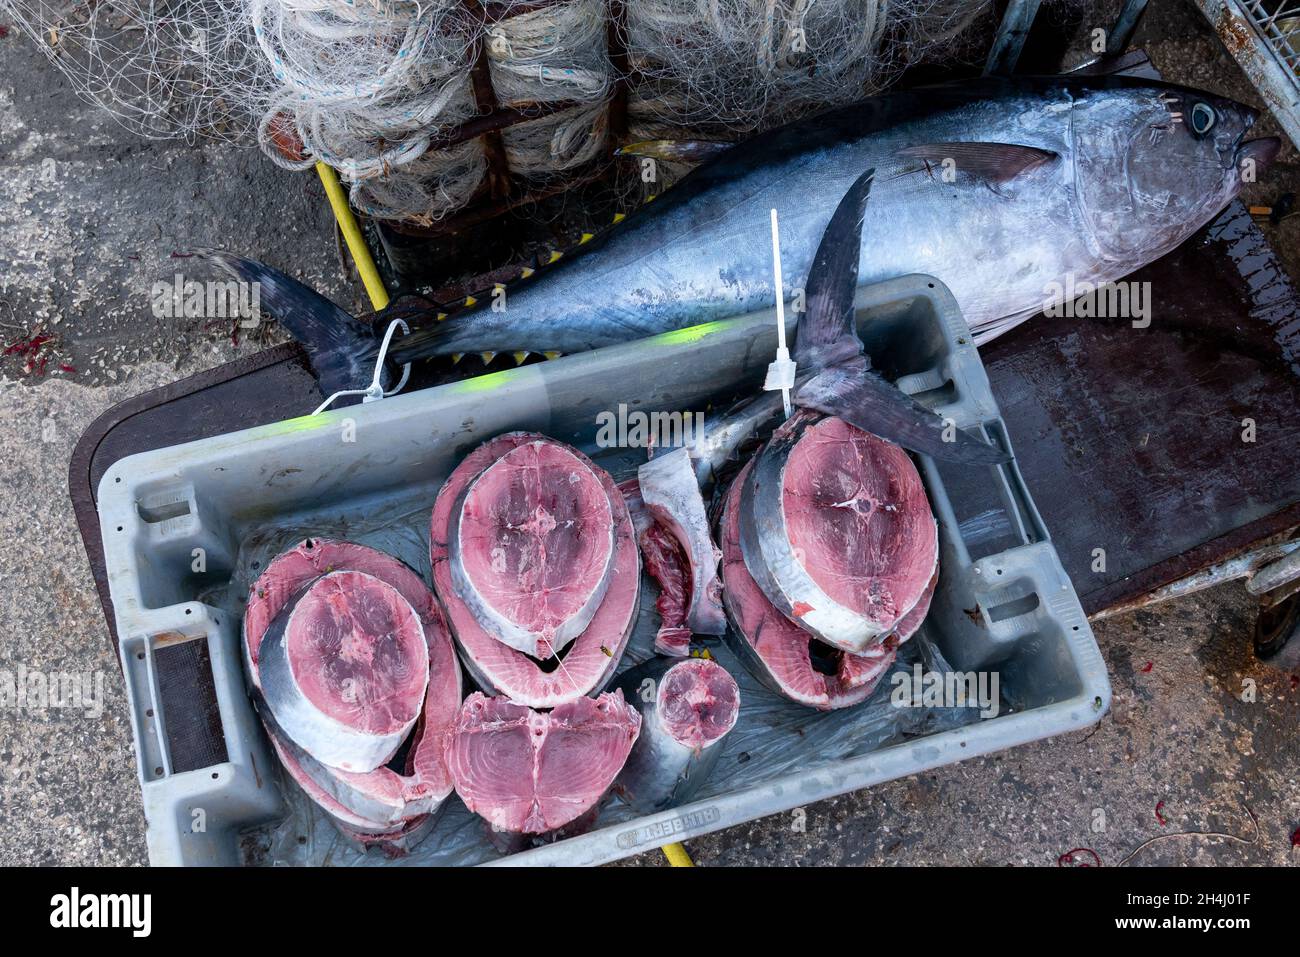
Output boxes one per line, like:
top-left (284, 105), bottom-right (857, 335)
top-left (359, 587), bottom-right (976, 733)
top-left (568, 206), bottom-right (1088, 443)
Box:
top-left (244, 539), bottom-right (461, 840)
top-left (446, 691), bottom-right (641, 836)
top-left (431, 434), bottom-right (640, 708)
top-left (258, 569), bottom-right (429, 772)
top-left (613, 657), bottom-right (740, 813)
top-left (637, 447), bottom-right (727, 639)
top-left (722, 461), bottom-right (898, 709)
top-left (451, 439), bottom-right (615, 659)
top-left (739, 413), bottom-right (937, 652)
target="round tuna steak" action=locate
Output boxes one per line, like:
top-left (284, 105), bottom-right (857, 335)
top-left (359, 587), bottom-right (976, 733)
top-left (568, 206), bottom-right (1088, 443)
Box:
top-left (258, 570), bottom-right (429, 772)
top-left (446, 691), bottom-right (641, 837)
top-left (431, 433), bottom-right (640, 708)
top-left (739, 413), bottom-right (937, 652)
top-left (451, 438), bottom-right (615, 659)
top-left (722, 460), bottom-right (898, 709)
top-left (244, 539), bottom-right (461, 828)
top-left (612, 657), bottom-right (740, 813)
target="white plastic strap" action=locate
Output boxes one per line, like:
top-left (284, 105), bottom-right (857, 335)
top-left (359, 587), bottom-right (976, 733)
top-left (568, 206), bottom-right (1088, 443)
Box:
top-left (311, 317), bottom-right (411, 415)
top-left (765, 208), bottom-right (796, 417)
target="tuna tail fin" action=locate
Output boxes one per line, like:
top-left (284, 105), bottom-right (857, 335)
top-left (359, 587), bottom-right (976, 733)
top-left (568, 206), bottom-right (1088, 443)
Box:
top-left (791, 170), bottom-right (1010, 465)
top-left (199, 250), bottom-right (382, 405)
top-left (794, 168), bottom-right (874, 371)
top-left (797, 357), bottom-right (1010, 466)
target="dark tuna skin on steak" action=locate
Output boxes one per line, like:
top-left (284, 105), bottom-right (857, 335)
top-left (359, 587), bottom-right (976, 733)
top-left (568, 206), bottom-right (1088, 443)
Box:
top-left (450, 439), bottom-right (615, 659)
top-left (613, 656), bottom-right (740, 813)
top-left (739, 413), bottom-right (937, 652)
top-left (258, 570), bottom-right (429, 772)
top-left (722, 460), bottom-right (898, 709)
top-left (446, 691), bottom-right (641, 836)
top-left (244, 539), bottom-right (461, 832)
top-left (431, 433), bottom-right (640, 708)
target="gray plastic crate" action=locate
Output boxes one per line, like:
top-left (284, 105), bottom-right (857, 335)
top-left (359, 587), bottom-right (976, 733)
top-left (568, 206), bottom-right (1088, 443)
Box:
top-left (97, 274), bottom-right (1110, 866)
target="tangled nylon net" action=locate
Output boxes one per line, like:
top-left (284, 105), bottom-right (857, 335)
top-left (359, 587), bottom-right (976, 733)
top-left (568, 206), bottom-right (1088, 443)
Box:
top-left (3, 0), bottom-right (1002, 223)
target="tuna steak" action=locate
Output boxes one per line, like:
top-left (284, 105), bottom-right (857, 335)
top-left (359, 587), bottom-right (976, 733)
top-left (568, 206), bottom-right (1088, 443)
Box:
top-left (450, 439), bottom-right (616, 659)
top-left (722, 460), bottom-right (898, 709)
top-left (431, 433), bottom-right (640, 707)
top-left (638, 447), bottom-right (727, 639)
top-left (445, 691), bottom-right (641, 836)
top-left (258, 570), bottom-right (429, 772)
top-left (244, 539), bottom-right (461, 834)
top-left (613, 657), bottom-right (740, 813)
top-left (739, 413), bottom-right (937, 652)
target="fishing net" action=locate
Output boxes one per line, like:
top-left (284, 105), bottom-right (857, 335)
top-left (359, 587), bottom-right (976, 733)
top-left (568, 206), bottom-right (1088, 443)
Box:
top-left (2, 0), bottom-right (1004, 223)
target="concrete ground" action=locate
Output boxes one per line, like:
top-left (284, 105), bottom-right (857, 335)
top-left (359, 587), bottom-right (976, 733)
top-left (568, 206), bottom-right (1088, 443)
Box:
top-left (0, 0), bottom-right (1296, 866)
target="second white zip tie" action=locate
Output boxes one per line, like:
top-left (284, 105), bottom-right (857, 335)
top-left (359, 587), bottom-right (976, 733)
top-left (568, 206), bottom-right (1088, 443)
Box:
top-left (312, 317), bottom-right (411, 416)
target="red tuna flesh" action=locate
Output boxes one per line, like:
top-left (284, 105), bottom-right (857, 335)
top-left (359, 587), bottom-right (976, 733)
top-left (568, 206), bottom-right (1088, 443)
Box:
top-left (451, 439), bottom-right (615, 659)
top-left (620, 478), bottom-right (691, 657)
top-left (722, 460), bottom-right (897, 709)
top-left (445, 691), bottom-right (641, 835)
top-left (637, 447), bottom-right (727, 638)
top-left (740, 413), bottom-right (937, 650)
top-left (245, 539), bottom-right (460, 829)
top-left (431, 434), bottom-right (639, 708)
top-left (258, 570), bottom-right (429, 771)
top-left (657, 658), bottom-right (741, 749)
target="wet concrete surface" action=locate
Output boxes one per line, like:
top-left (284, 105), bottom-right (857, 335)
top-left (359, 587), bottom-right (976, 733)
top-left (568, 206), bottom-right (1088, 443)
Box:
top-left (0, 0), bottom-right (1296, 866)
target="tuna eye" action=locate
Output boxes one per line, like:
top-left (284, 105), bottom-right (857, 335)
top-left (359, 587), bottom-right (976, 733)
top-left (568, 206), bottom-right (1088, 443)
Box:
top-left (1191, 102), bottom-right (1216, 136)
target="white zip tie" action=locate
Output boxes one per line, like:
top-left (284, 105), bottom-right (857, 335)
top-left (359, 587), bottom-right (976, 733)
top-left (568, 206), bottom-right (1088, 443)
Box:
top-left (763, 208), bottom-right (796, 418)
top-left (311, 317), bottom-right (411, 415)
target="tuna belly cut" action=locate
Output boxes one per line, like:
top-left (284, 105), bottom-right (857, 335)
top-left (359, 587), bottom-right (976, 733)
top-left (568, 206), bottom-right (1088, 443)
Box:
top-left (245, 539), bottom-right (461, 828)
top-left (446, 691), bottom-right (641, 836)
top-left (637, 447), bottom-right (727, 638)
top-left (739, 414), bottom-right (937, 652)
top-left (723, 461), bottom-right (898, 710)
top-left (613, 656), bottom-right (740, 813)
top-left (451, 438), bottom-right (615, 659)
top-left (432, 434), bottom-right (640, 708)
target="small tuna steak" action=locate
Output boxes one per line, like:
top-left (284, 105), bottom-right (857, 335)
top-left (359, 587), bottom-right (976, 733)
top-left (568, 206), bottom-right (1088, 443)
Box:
top-left (432, 434), bottom-right (640, 707)
top-left (613, 657), bottom-right (740, 813)
top-left (739, 413), bottom-right (937, 652)
top-left (245, 539), bottom-right (461, 839)
top-left (723, 461), bottom-right (898, 709)
top-left (259, 569), bottom-right (429, 772)
top-left (446, 691), bottom-right (641, 836)
top-left (638, 447), bottom-right (727, 638)
top-left (451, 438), bottom-right (615, 659)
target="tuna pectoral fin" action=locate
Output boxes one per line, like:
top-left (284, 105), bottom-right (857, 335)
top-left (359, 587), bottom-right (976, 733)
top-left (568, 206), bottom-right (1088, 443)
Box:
top-left (794, 168), bottom-right (874, 371)
top-left (615, 140), bottom-right (734, 164)
top-left (894, 142), bottom-right (1058, 185)
top-left (795, 357), bottom-right (1010, 465)
top-left (199, 250), bottom-right (381, 404)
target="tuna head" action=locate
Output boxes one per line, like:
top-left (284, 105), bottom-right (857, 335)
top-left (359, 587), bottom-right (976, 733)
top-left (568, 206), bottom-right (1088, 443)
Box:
top-left (1070, 81), bottom-right (1280, 263)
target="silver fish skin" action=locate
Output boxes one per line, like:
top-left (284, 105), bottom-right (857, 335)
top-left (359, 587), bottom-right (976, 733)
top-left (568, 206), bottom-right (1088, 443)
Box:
top-left (637, 447), bottom-right (727, 637)
top-left (393, 76), bottom-right (1273, 360)
top-left (612, 656), bottom-right (740, 813)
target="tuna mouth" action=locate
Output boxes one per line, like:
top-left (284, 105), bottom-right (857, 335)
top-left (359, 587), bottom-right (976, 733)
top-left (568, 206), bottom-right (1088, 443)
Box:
top-left (1235, 136), bottom-right (1282, 173)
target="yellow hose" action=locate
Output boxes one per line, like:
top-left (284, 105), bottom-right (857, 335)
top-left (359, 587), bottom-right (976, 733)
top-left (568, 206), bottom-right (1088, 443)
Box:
top-left (314, 159), bottom-right (694, 869)
top-left (315, 162), bottom-right (390, 310)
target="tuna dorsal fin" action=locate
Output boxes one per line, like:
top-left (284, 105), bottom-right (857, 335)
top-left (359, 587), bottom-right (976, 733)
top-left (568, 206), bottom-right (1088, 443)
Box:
top-left (794, 168), bottom-right (874, 371)
top-left (1067, 49), bottom-right (1159, 79)
top-left (895, 142), bottom-right (1059, 185)
top-left (616, 139), bottom-right (734, 164)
